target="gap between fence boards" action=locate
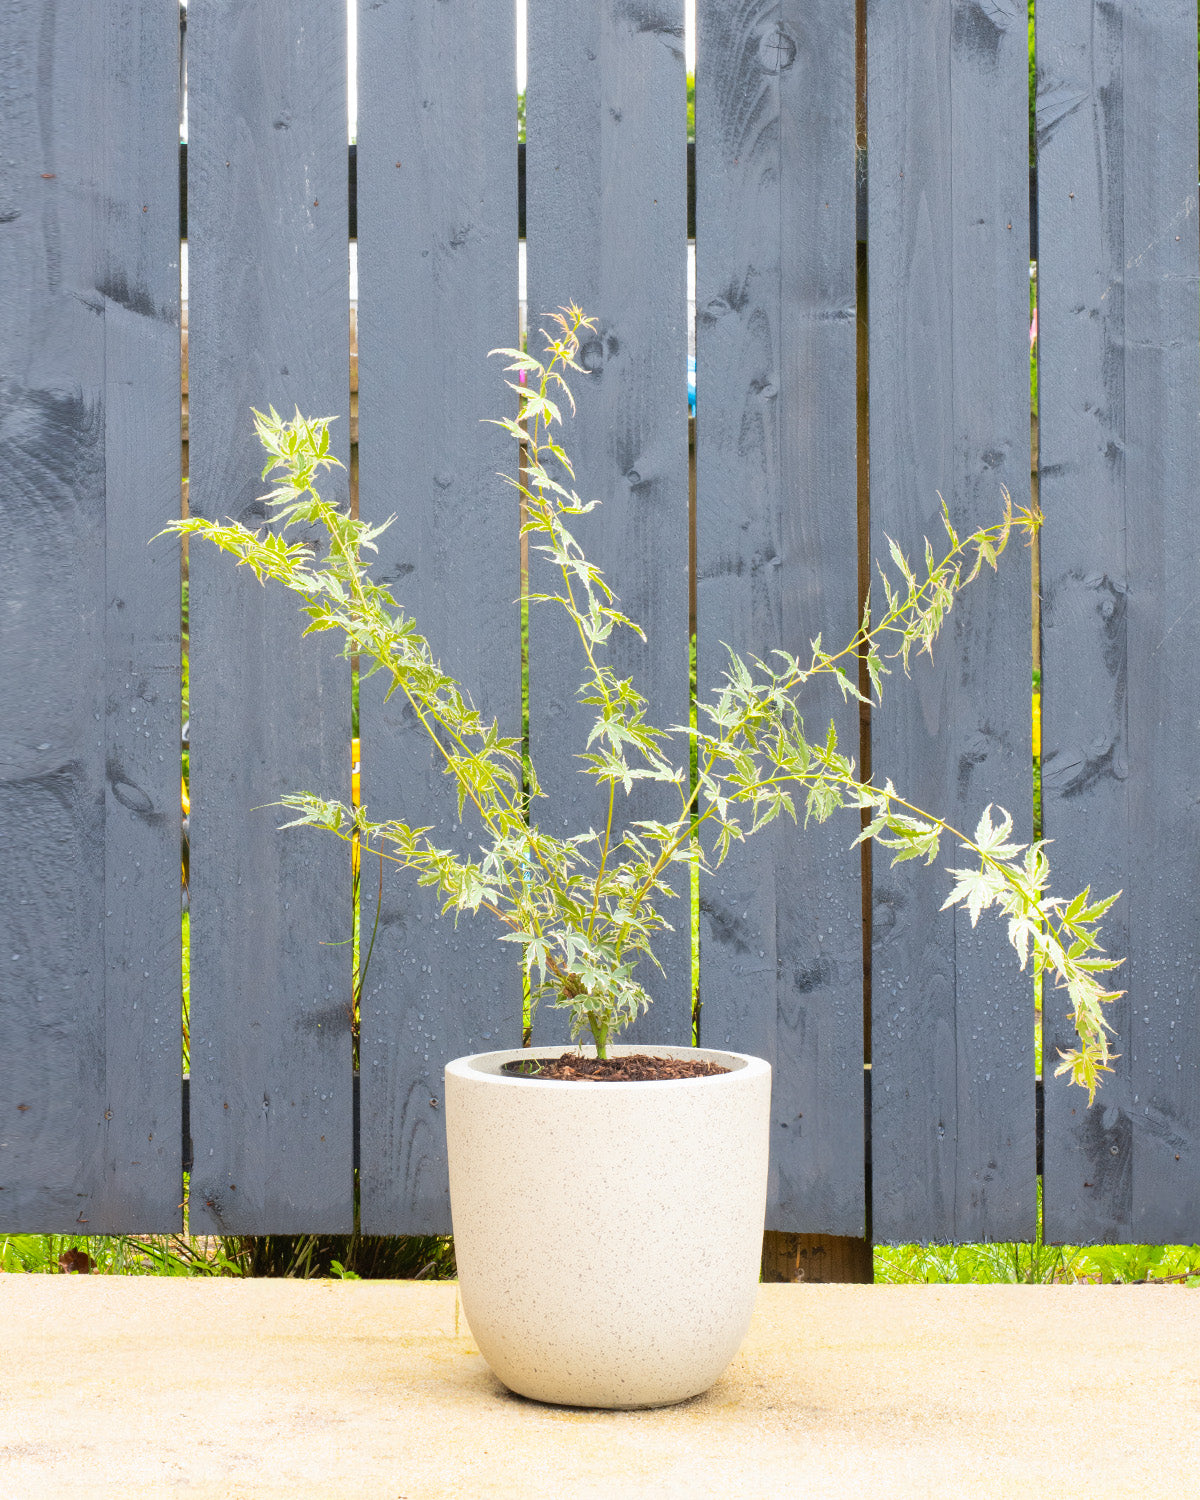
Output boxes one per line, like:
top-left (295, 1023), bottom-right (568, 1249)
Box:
top-left (176, 143), bottom-right (1041, 254)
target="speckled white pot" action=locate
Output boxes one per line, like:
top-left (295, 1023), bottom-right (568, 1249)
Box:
top-left (444, 1043), bottom-right (771, 1409)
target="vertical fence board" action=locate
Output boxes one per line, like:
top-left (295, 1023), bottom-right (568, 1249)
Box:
top-left (526, 0), bottom-right (691, 1048)
top-left (99, 0), bottom-right (185, 1232)
top-left (187, 0), bottom-right (351, 1234)
top-left (1121, 1), bottom-right (1200, 1242)
top-left (695, 2), bottom-right (863, 1233)
top-left (867, 0), bottom-right (1034, 1243)
top-left (1036, 0), bottom-right (1133, 1242)
top-left (0, 0), bottom-right (181, 1231)
top-left (356, 0), bottom-right (519, 1234)
top-left (1, 0), bottom-right (107, 1232)
top-left (1039, 0), bottom-right (1200, 1243)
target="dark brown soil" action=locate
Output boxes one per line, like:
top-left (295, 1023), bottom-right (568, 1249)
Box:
top-left (500, 1052), bottom-right (730, 1082)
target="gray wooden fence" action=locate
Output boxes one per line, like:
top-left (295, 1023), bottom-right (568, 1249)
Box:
top-left (3, 0), bottom-right (1198, 1247)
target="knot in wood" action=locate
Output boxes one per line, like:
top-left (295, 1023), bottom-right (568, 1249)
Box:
top-left (757, 24), bottom-right (796, 74)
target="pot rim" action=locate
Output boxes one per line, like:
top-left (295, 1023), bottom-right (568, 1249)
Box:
top-left (446, 1043), bottom-right (770, 1090)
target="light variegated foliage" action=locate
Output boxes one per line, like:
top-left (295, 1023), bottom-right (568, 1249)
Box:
top-left (164, 307), bottom-right (1121, 1097)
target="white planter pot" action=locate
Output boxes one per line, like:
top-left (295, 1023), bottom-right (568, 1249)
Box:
top-left (444, 1043), bottom-right (772, 1409)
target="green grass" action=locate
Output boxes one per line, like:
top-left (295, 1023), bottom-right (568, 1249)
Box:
top-left (181, 908), bottom-right (190, 1071)
top-left (0, 1233), bottom-right (243, 1276)
top-left (9, 1223), bottom-right (1196, 1283)
top-left (876, 1180), bottom-right (1200, 1285)
top-left (876, 1239), bottom-right (1200, 1286)
top-left (0, 1231), bottom-right (456, 1279)
top-left (1030, 288), bottom-right (1038, 417)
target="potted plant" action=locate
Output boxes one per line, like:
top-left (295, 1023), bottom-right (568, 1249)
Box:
top-left (167, 307), bottom-right (1119, 1409)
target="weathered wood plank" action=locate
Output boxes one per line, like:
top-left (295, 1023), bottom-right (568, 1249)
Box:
top-left (98, 0), bottom-right (186, 1232)
top-left (1120, 1), bottom-right (1200, 1244)
top-left (526, 0), bottom-right (691, 1047)
top-left (0, 0), bottom-right (181, 1231)
top-left (187, 0), bottom-right (352, 1233)
top-left (695, 0), bottom-right (863, 1234)
top-left (1038, 0), bottom-right (1200, 1244)
top-left (355, 0), bottom-right (519, 1234)
top-left (867, 0), bottom-right (1035, 1243)
top-left (1036, 0), bottom-right (1133, 1243)
top-left (761, 1229), bottom-right (874, 1283)
top-left (0, 0), bottom-right (106, 1232)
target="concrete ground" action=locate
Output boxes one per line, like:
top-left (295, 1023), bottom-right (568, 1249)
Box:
top-left (0, 1277), bottom-right (1197, 1498)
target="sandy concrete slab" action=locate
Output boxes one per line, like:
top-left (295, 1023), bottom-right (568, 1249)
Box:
top-left (0, 1278), bottom-right (1197, 1499)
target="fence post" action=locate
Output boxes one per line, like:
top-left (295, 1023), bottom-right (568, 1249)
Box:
top-left (762, 1231), bottom-right (873, 1284)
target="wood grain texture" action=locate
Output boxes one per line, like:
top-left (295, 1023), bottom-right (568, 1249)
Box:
top-left (0, 0), bottom-right (181, 1231)
top-left (867, 0), bottom-right (1035, 1243)
top-left (695, 0), bottom-right (864, 1234)
top-left (1038, 0), bottom-right (1200, 1243)
top-left (761, 1229), bottom-right (873, 1283)
top-left (1035, 0), bottom-right (1132, 1243)
top-left (355, 0), bottom-right (519, 1234)
top-left (187, 0), bottom-right (352, 1234)
top-left (526, 0), bottom-right (691, 1047)
top-left (97, 0), bottom-right (185, 1233)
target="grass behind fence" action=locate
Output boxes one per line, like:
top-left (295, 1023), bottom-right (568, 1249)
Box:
top-left (6, 1226), bottom-right (1197, 1284)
